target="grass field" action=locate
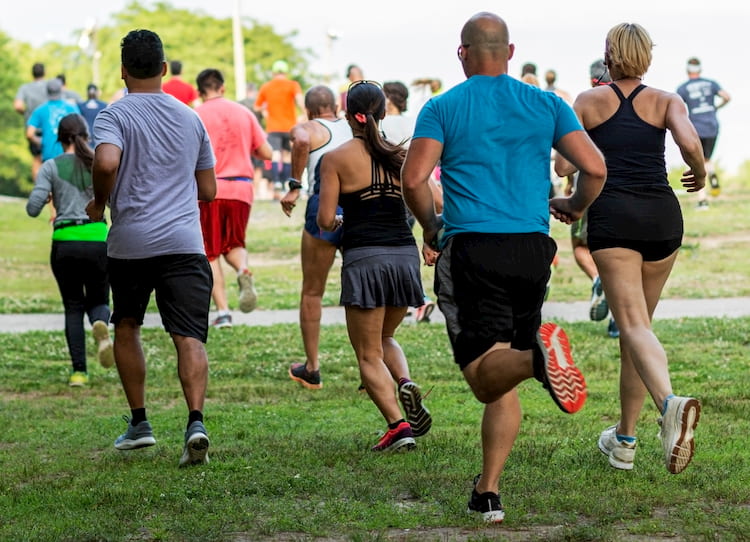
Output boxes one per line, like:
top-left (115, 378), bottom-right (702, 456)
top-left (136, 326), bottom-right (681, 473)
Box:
top-left (1, 318), bottom-right (749, 541)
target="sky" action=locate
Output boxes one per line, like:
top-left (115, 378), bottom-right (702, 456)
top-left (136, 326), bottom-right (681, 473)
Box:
top-left (3, 0), bottom-right (748, 174)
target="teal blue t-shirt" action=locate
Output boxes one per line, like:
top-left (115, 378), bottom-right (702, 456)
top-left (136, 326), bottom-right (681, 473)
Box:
top-left (413, 74), bottom-right (582, 241)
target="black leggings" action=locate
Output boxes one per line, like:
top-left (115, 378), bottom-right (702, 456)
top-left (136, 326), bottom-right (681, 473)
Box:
top-left (50, 241), bottom-right (110, 371)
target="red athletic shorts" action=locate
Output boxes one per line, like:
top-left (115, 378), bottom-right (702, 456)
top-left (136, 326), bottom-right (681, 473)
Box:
top-left (199, 199), bottom-right (251, 261)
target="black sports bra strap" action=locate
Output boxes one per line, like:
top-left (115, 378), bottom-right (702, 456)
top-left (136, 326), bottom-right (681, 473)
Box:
top-left (609, 83), bottom-right (626, 101)
top-left (628, 84), bottom-right (647, 100)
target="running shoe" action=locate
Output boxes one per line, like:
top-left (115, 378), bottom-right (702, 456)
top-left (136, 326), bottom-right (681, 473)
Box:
top-left (398, 379), bottom-right (432, 437)
top-left (533, 322), bottom-right (587, 414)
top-left (658, 396), bottom-right (701, 474)
top-left (237, 271), bottom-right (258, 313)
top-left (68, 371), bottom-right (88, 387)
top-left (598, 424), bottom-right (636, 470)
top-left (696, 200), bottom-right (709, 210)
top-left (179, 420), bottom-right (210, 467)
top-left (589, 276), bottom-right (608, 321)
top-left (92, 320), bottom-right (114, 368)
top-left (114, 416), bottom-right (156, 450)
top-left (212, 314), bottom-right (233, 329)
top-left (467, 474), bottom-right (505, 523)
top-left (607, 318), bottom-right (620, 338)
top-left (371, 421), bottom-right (415, 452)
top-left (288, 362), bottom-right (322, 389)
top-left (709, 173), bottom-right (720, 197)
top-left (414, 300), bottom-right (435, 323)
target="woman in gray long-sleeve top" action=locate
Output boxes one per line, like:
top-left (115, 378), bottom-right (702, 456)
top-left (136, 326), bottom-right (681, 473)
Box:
top-left (26, 113), bottom-right (114, 386)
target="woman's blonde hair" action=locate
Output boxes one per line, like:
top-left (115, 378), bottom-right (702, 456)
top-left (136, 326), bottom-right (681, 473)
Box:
top-left (605, 23), bottom-right (653, 78)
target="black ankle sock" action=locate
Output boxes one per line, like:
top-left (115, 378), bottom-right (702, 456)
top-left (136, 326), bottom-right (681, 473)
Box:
top-left (188, 410), bottom-right (203, 429)
top-left (130, 408), bottom-right (146, 426)
top-left (388, 418), bottom-right (405, 430)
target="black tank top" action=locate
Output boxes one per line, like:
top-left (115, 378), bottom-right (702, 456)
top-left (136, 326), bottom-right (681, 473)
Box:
top-left (338, 159), bottom-right (414, 251)
top-left (587, 84), bottom-right (668, 187)
top-left (586, 84), bottom-right (683, 242)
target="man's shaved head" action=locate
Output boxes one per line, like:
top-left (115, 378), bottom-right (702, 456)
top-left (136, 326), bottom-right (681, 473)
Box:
top-left (461, 12), bottom-right (509, 53)
top-left (305, 85), bottom-right (336, 116)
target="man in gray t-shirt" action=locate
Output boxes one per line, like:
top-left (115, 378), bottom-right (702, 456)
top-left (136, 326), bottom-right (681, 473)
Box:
top-left (86, 29), bottom-right (217, 468)
top-left (14, 62), bottom-right (48, 179)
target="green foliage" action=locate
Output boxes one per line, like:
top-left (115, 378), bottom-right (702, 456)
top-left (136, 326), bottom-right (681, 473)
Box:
top-left (0, 318), bottom-right (749, 540)
top-left (0, 31), bottom-right (33, 196)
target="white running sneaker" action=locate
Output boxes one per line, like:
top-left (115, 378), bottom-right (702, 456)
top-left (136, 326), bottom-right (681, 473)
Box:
top-left (658, 396), bottom-right (701, 474)
top-left (598, 424), bottom-right (636, 470)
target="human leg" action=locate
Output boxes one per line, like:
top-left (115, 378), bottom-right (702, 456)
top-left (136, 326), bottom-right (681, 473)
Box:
top-left (208, 257), bottom-right (229, 312)
top-left (172, 334), bottom-right (209, 413)
top-left (82, 241), bottom-right (113, 367)
top-left (50, 242), bottom-right (89, 376)
top-left (298, 230), bottom-right (337, 372)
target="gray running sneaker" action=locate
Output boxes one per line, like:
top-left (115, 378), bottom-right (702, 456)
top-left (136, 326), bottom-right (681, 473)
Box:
top-left (658, 396), bottom-right (700, 474)
top-left (114, 416), bottom-right (156, 450)
top-left (589, 276), bottom-right (609, 321)
top-left (237, 272), bottom-right (258, 313)
top-left (598, 424), bottom-right (636, 470)
top-left (179, 420), bottom-right (210, 468)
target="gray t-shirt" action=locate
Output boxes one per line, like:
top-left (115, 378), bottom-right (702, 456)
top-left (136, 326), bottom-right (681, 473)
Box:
top-left (15, 79), bottom-right (49, 121)
top-left (94, 92), bottom-right (215, 259)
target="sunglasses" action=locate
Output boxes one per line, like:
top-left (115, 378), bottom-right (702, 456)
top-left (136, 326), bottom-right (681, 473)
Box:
top-left (347, 79), bottom-right (382, 91)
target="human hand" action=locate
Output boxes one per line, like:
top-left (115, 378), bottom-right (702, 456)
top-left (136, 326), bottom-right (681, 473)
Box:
top-left (681, 169), bottom-right (705, 193)
top-left (333, 214), bottom-right (344, 230)
top-left (280, 190), bottom-right (300, 217)
top-left (421, 243), bottom-right (440, 266)
top-left (549, 197), bottom-right (583, 225)
top-left (86, 199), bottom-right (105, 222)
top-left (423, 214), bottom-right (444, 251)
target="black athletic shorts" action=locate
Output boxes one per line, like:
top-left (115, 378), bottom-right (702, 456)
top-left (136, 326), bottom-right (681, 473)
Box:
top-left (699, 137), bottom-right (716, 160)
top-left (588, 237), bottom-right (681, 262)
top-left (267, 132), bottom-right (292, 152)
top-left (435, 232), bottom-right (557, 370)
top-left (108, 253), bottom-right (213, 342)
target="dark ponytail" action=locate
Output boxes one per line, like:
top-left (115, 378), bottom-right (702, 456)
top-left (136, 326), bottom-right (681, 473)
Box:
top-left (57, 114), bottom-right (94, 172)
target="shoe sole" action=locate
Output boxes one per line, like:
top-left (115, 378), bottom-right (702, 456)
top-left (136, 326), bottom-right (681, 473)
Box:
top-left (179, 433), bottom-right (210, 467)
top-left (538, 322), bottom-right (587, 414)
top-left (398, 381), bottom-right (432, 437)
top-left (114, 436), bottom-right (156, 450)
top-left (589, 286), bottom-right (609, 321)
top-left (415, 303), bottom-right (435, 323)
top-left (213, 321), bottom-right (233, 329)
top-left (92, 321), bottom-right (115, 368)
top-left (373, 437), bottom-right (416, 453)
top-left (467, 507), bottom-right (505, 524)
top-left (663, 398), bottom-right (701, 474)
top-left (237, 274), bottom-right (258, 313)
top-left (288, 365), bottom-right (322, 390)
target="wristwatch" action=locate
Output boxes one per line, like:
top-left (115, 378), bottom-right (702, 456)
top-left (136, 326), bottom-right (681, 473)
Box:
top-left (287, 178), bottom-right (303, 191)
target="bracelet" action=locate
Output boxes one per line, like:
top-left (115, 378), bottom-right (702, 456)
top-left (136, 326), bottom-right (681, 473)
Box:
top-left (287, 178), bottom-right (303, 191)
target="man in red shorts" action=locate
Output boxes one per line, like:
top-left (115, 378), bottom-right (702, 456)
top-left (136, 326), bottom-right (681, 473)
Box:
top-left (196, 69), bottom-right (272, 327)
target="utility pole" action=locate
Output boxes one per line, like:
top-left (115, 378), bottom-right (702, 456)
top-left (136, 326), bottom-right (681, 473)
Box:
top-left (232, 0), bottom-right (247, 100)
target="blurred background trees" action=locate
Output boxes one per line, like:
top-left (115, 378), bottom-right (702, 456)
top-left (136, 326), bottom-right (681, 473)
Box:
top-left (0, 1), bottom-right (313, 196)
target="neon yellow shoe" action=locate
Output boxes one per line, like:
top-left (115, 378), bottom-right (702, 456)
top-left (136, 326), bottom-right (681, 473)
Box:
top-left (68, 371), bottom-right (89, 387)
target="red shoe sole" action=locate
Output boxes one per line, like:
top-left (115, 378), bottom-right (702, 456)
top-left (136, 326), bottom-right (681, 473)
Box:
top-left (539, 322), bottom-right (587, 414)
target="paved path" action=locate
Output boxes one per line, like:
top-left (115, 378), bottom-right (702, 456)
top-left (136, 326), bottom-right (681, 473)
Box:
top-left (2, 297), bottom-right (749, 333)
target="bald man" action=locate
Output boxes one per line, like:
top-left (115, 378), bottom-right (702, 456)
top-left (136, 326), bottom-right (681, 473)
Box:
top-left (403, 12), bottom-right (606, 523)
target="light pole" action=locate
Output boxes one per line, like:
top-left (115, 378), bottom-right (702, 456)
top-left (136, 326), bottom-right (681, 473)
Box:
top-left (232, 0), bottom-right (247, 100)
top-left (78, 18), bottom-right (99, 85)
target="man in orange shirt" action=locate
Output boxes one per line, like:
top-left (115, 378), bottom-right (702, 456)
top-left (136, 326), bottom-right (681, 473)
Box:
top-left (254, 60), bottom-right (303, 194)
top-left (164, 60), bottom-right (200, 107)
top-left (196, 68), bottom-right (272, 328)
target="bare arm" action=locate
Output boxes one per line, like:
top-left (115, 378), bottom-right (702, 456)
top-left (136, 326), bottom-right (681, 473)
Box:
top-left (716, 89), bottom-right (730, 110)
top-left (253, 141), bottom-right (273, 161)
top-left (14, 98), bottom-right (26, 115)
top-left (280, 123), bottom-right (311, 216)
top-left (25, 125), bottom-right (40, 146)
top-left (316, 154), bottom-right (341, 232)
top-left (86, 143), bottom-right (121, 221)
top-left (666, 96), bottom-right (706, 192)
top-left (402, 137), bottom-right (443, 247)
top-left (196, 168), bottom-right (217, 202)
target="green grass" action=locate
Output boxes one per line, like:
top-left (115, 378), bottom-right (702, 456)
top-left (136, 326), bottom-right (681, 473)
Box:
top-left (1, 319), bottom-right (749, 541)
top-left (2, 179), bottom-right (749, 313)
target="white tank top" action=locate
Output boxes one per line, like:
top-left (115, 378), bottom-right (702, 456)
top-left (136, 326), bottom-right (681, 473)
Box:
top-left (307, 118), bottom-right (352, 193)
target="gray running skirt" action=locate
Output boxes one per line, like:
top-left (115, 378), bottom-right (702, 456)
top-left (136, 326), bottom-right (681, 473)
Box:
top-left (340, 245), bottom-right (424, 309)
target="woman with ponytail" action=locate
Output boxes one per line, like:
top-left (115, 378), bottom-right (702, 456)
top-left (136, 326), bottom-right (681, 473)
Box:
top-left (26, 113), bottom-right (113, 386)
top-left (317, 81), bottom-right (433, 452)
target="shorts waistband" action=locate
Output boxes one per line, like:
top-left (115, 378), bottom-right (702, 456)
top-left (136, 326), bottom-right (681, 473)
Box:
top-left (53, 219), bottom-right (93, 231)
top-left (219, 176), bottom-right (253, 182)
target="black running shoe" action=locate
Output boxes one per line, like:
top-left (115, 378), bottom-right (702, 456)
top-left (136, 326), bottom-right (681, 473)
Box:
top-left (467, 475), bottom-right (505, 523)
